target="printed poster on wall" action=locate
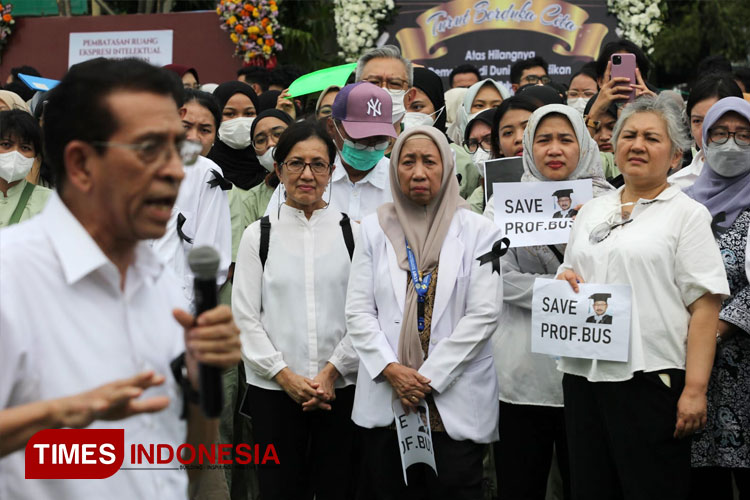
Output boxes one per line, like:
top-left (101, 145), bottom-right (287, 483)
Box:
top-left (531, 278), bottom-right (632, 362)
top-left (493, 179), bottom-right (592, 247)
top-left (384, 0), bottom-right (619, 90)
top-left (69, 30), bottom-right (173, 67)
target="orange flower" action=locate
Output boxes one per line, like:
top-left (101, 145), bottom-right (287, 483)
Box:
top-left (244, 3), bottom-right (252, 10)
top-left (240, 10), bottom-right (249, 17)
top-left (3, 14), bottom-right (11, 22)
top-left (235, 24), bottom-right (244, 33)
top-left (261, 17), bottom-right (269, 27)
top-left (250, 34), bottom-right (258, 41)
top-left (265, 38), bottom-right (274, 46)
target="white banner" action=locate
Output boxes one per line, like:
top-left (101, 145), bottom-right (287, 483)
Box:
top-left (531, 278), bottom-right (632, 362)
top-left (69, 30), bottom-right (173, 67)
top-left (392, 399), bottom-right (437, 484)
top-left (493, 179), bottom-right (592, 248)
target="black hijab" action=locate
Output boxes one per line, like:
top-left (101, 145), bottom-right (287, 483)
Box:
top-left (412, 67), bottom-right (447, 133)
top-left (208, 81), bottom-right (264, 190)
top-left (250, 109), bottom-right (294, 189)
top-left (515, 84), bottom-right (565, 106)
top-left (257, 90), bottom-right (281, 113)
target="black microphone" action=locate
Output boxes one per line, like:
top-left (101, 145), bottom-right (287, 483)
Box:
top-left (187, 246), bottom-right (224, 418)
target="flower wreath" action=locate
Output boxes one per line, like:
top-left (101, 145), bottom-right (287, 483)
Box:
top-left (607, 0), bottom-right (664, 54)
top-left (216, 0), bottom-right (282, 68)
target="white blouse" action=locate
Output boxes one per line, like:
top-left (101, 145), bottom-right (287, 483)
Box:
top-left (557, 184), bottom-right (729, 382)
top-left (233, 204), bottom-right (360, 390)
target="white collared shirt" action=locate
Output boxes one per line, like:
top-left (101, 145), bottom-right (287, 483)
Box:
top-left (264, 154), bottom-right (392, 222)
top-left (149, 155), bottom-right (232, 305)
top-left (557, 185), bottom-right (729, 381)
top-left (0, 194), bottom-right (188, 500)
top-left (233, 204), bottom-right (360, 390)
top-left (668, 149), bottom-right (704, 190)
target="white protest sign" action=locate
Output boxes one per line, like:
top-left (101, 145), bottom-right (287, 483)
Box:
top-left (69, 30), bottom-right (173, 67)
top-left (392, 399), bottom-right (437, 484)
top-left (531, 279), bottom-right (632, 362)
top-left (493, 179), bottom-right (593, 248)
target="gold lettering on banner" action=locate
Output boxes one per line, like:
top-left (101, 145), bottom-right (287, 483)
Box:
top-left (396, 0), bottom-right (609, 61)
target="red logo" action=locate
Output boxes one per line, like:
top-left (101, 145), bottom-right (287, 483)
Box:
top-left (25, 429), bottom-right (124, 479)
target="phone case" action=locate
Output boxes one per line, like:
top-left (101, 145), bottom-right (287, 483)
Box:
top-left (610, 53), bottom-right (637, 103)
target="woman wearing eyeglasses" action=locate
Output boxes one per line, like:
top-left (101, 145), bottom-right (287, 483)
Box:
top-left (232, 121), bottom-right (360, 500)
top-left (686, 97), bottom-right (750, 499)
top-left (462, 108), bottom-right (496, 213)
top-left (556, 94), bottom-right (729, 500)
top-left (346, 125), bottom-right (504, 498)
top-left (447, 78), bottom-right (509, 148)
top-left (483, 104), bottom-right (611, 500)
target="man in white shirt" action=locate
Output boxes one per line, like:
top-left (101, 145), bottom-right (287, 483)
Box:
top-left (0, 58), bottom-right (241, 500)
top-left (265, 82), bottom-right (398, 221)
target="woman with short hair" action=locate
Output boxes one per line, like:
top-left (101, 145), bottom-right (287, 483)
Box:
top-left (233, 120), bottom-right (359, 500)
top-left (557, 94), bottom-right (730, 500)
top-left (346, 125), bottom-right (504, 498)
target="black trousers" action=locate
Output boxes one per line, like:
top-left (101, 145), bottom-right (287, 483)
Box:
top-left (563, 371), bottom-right (690, 500)
top-left (689, 466), bottom-right (750, 500)
top-left (494, 401), bottom-right (571, 500)
top-left (245, 384), bottom-right (357, 500)
top-left (358, 426), bottom-right (485, 500)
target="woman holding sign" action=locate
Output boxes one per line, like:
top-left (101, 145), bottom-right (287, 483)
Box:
top-left (346, 125), bottom-right (504, 499)
top-left (557, 94), bottom-right (730, 500)
top-left (686, 96), bottom-right (750, 498)
top-left (484, 104), bottom-right (611, 500)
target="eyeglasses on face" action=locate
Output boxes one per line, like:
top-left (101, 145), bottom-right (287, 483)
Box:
top-left (253, 127), bottom-right (286, 149)
top-left (281, 159), bottom-right (331, 175)
top-left (363, 76), bottom-right (408, 93)
top-left (707, 127), bottom-right (750, 147)
top-left (463, 135), bottom-right (492, 154)
top-left (92, 137), bottom-right (201, 168)
top-left (523, 75), bottom-right (551, 85)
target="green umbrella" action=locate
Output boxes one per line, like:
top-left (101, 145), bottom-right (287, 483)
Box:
top-left (287, 63), bottom-right (357, 98)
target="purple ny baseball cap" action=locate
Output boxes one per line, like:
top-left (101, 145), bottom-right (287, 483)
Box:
top-left (332, 82), bottom-right (398, 140)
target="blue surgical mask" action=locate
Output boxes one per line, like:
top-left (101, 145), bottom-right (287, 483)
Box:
top-left (341, 141), bottom-right (386, 171)
top-left (334, 122), bottom-right (388, 171)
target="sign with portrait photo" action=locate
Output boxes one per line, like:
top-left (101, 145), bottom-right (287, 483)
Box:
top-left (530, 278), bottom-right (632, 362)
top-left (492, 179), bottom-right (592, 247)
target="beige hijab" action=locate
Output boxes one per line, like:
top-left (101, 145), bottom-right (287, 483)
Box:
top-left (377, 125), bottom-right (468, 369)
top-left (0, 90), bottom-right (30, 113)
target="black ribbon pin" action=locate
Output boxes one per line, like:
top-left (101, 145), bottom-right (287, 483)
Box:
top-left (207, 169), bottom-right (233, 191)
top-left (711, 211), bottom-right (727, 236)
top-left (177, 213), bottom-right (194, 244)
top-left (477, 238), bottom-right (510, 275)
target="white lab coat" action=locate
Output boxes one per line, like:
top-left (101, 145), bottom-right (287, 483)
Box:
top-left (346, 208), bottom-right (504, 443)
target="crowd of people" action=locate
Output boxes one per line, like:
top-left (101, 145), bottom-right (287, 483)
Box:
top-left (1, 33), bottom-right (750, 500)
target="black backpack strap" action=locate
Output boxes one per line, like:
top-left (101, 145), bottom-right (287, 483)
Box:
top-left (546, 244), bottom-right (564, 264)
top-left (259, 215), bottom-right (271, 269)
top-left (339, 213), bottom-right (355, 260)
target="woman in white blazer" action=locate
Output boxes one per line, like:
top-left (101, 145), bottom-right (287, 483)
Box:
top-left (346, 125), bottom-right (504, 499)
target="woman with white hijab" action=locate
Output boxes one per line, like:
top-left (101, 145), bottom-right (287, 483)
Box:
top-left (446, 79), bottom-right (509, 145)
top-left (484, 104), bottom-right (611, 500)
top-left (346, 125), bottom-right (505, 499)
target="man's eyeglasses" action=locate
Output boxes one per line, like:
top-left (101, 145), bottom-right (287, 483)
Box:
top-left (93, 138), bottom-right (201, 167)
top-left (707, 127), bottom-right (750, 147)
top-left (522, 75), bottom-right (551, 85)
top-left (363, 77), bottom-right (409, 93)
top-left (253, 127), bottom-right (286, 149)
top-left (463, 135), bottom-right (492, 154)
top-left (282, 159), bottom-right (331, 175)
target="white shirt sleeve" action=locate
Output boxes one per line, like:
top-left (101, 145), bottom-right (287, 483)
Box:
top-left (232, 221), bottom-right (287, 380)
top-left (346, 221), bottom-right (399, 380)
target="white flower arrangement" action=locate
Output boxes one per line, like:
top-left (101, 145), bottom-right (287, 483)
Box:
top-left (607, 0), bottom-right (664, 54)
top-left (334, 0), bottom-right (395, 62)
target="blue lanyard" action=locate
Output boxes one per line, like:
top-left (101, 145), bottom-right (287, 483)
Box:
top-left (405, 239), bottom-right (432, 332)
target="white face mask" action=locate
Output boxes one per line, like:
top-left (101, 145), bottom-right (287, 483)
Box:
top-left (387, 89), bottom-right (406, 123)
top-left (402, 107), bottom-right (445, 131)
top-left (258, 146), bottom-right (275, 172)
top-left (567, 97), bottom-right (590, 115)
top-left (705, 140), bottom-right (750, 177)
top-left (0, 150), bottom-right (34, 183)
top-left (218, 117), bottom-right (255, 150)
top-left (471, 148), bottom-right (491, 178)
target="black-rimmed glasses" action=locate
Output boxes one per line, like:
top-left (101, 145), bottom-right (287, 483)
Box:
top-left (588, 203), bottom-right (636, 244)
top-left (282, 159), bottom-right (331, 175)
top-left (463, 135), bottom-right (492, 154)
top-left (707, 127), bottom-right (750, 147)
